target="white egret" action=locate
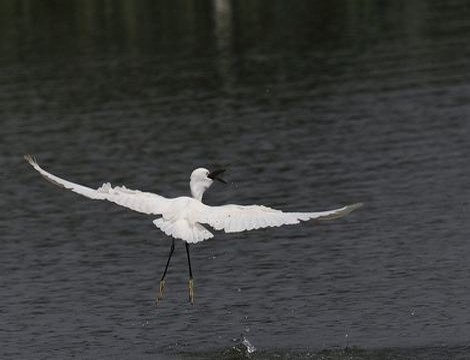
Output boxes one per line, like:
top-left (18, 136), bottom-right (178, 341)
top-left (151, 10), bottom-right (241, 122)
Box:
top-left (24, 155), bottom-right (362, 304)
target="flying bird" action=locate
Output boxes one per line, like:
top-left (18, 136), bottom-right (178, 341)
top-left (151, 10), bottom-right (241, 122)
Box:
top-left (24, 155), bottom-right (362, 304)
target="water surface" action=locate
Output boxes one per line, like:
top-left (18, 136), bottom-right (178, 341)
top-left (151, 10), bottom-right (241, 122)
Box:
top-left (1, 1), bottom-right (470, 359)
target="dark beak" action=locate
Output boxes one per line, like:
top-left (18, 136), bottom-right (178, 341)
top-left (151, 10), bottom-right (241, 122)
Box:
top-left (208, 168), bottom-right (227, 184)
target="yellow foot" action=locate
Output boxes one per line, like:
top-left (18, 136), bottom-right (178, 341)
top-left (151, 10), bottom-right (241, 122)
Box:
top-left (188, 278), bottom-right (194, 304)
top-left (156, 279), bottom-right (166, 305)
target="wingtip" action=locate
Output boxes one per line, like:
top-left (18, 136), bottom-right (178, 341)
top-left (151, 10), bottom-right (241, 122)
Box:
top-left (345, 203), bottom-right (364, 213)
top-left (24, 154), bottom-right (41, 170)
top-left (24, 154), bottom-right (36, 165)
top-left (349, 202), bottom-right (364, 210)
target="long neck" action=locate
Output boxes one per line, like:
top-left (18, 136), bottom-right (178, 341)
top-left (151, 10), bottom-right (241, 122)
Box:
top-left (190, 181), bottom-right (207, 202)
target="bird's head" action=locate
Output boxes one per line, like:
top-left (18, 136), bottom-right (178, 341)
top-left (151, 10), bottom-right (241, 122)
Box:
top-left (190, 168), bottom-right (226, 201)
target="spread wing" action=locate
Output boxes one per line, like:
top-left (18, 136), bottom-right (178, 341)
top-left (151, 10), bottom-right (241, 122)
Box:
top-left (193, 201), bottom-right (363, 233)
top-left (24, 155), bottom-right (171, 215)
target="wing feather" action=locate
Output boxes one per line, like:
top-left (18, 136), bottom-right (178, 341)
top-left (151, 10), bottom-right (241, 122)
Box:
top-left (24, 155), bottom-right (170, 215)
top-left (193, 201), bottom-right (362, 233)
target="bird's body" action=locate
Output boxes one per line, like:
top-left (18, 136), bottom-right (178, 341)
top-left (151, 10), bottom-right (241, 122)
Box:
top-left (24, 155), bottom-right (362, 304)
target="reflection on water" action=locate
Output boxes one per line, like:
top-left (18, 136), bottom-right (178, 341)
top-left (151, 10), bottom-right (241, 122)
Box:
top-left (2, 1), bottom-right (470, 359)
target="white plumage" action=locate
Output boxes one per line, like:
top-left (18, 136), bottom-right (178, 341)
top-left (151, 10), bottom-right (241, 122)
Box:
top-left (24, 155), bottom-right (362, 244)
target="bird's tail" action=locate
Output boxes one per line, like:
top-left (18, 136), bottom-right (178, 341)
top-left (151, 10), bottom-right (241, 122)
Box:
top-left (153, 218), bottom-right (214, 243)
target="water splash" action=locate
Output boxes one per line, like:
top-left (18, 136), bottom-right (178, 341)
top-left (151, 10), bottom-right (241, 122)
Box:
top-left (344, 329), bottom-right (350, 350)
top-left (241, 334), bottom-right (256, 354)
top-left (230, 333), bottom-right (256, 356)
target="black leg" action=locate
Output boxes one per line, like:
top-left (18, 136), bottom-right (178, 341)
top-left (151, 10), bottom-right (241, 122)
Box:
top-left (185, 242), bottom-right (193, 279)
top-left (185, 242), bottom-right (194, 304)
top-left (156, 239), bottom-right (175, 304)
top-left (161, 239), bottom-right (175, 281)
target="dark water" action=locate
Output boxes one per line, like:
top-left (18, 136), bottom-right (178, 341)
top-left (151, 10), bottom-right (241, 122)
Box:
top-left (2, 1), bottom-right (470, 359)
